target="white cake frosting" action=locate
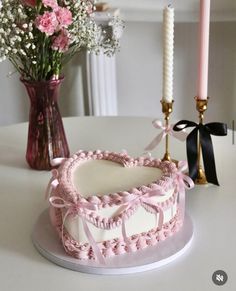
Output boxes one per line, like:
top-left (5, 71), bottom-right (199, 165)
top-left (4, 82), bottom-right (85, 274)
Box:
top-left (72, 159), bottom-right (163, 197)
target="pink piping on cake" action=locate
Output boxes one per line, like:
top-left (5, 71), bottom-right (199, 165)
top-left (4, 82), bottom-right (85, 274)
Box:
top-left (61, 151), bottom-right (176, 206)
top-left (49, 183), bottom-right (178, 231)
top-left (47, 150), bottom-right (193, 262)
top-left (52, 206), bottom-right (182, 260)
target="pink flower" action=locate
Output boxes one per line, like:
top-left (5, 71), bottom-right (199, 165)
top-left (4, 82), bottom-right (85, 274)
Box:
top-left (55, 7), bottom-right (72, 28)
top-left (21, 0), bottom-right (37, 7)
top-left (35, 12), bottom-right (58, 36)
top-left (42, 0), bottom-right (58, 9)
top-left (51, 29), bottom-right (70, 52)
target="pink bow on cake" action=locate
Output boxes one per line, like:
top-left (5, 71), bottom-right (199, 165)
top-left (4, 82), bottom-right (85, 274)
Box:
top-left (49, 196), bottom-right (105, 265)
top-left (172, 161), bottom-right (194, 223)
top-left (118, 186), bottom-right (167, 242)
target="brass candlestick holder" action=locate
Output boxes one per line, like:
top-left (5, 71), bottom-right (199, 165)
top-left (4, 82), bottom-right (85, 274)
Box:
top-left (195, 97), bottom-right (209, 185)
top-left (161, 100), bottom-right (175, 162)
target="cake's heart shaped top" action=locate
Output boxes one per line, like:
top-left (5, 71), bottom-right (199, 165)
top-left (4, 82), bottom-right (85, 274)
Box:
top-left (57, 150), bottom-right (177, 205)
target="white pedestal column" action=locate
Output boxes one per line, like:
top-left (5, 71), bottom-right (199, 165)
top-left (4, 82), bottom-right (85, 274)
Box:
top-left (86, 51), bottom-right (118, 116)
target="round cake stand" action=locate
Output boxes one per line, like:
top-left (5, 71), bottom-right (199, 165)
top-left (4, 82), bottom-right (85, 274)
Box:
top-left (32, 210), bottom-right (194, 275)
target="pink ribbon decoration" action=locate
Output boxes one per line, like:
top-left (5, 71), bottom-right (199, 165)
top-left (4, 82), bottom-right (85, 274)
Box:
top-left (49, 196), bottom-right (106, 265)
top-left (46, 156), bottom-right (69, 201)
top-left (50, 157), bottom-right (66, 167)
top-left (172, 161), bottom-right (194, 222)
top-left (145, 119), bottom-right (188, 151)
top-left (45, 169), bottom-right (59, 200)
top-left (118, 187), bottom-right (166, 242)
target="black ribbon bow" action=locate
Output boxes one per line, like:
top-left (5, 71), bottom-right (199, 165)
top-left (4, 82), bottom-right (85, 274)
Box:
top-left (173, 120), bottom-right (227, 186)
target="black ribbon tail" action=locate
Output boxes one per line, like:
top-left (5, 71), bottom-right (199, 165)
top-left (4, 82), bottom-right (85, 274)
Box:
top-left (200, 122), bottom-right (227, 186)
top-left (186, 128), bottom-right (198, 181)
top-left (199, 125), bottom-right (219, 186)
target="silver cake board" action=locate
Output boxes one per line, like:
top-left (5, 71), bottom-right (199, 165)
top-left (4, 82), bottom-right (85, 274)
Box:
top-left (32, 210), bottom-right (194, 275)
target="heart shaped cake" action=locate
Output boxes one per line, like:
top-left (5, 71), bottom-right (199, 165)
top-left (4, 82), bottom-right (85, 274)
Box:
top-left (47, 150), bottom-right (193, 263)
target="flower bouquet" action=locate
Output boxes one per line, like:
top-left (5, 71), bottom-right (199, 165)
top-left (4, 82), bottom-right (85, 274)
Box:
top-left (0, 0), bottom-right (123, 170)
top-left (0, 0), bottom-right (122, 79)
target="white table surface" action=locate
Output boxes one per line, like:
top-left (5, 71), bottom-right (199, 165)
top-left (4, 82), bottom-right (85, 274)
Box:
top-left (0, 116), bottom-right (235, 291)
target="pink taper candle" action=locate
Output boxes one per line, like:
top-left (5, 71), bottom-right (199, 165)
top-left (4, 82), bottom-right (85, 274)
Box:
top-left (197, 0), bottom-right (211, 100)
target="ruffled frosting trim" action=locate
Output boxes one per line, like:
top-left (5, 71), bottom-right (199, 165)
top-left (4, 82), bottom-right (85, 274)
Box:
top-left (52, 206), bottom-right (182, 260)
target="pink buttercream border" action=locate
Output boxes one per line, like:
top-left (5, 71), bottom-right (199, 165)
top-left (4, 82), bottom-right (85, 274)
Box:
top-left (50, 206), bottom-right (182, 260)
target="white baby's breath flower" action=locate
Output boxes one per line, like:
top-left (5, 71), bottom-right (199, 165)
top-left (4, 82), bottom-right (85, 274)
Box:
top-left (28, 24), bottom-right (33, 32)
top-left (10, 38), bottom-right (15, 45)
top-left (20, 49), bottom-right (26, 55)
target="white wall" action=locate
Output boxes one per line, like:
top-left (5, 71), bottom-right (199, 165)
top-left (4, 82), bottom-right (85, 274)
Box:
top-left (0, 61), bottom-right (29, 125)
top-left (0, 21), bottom-right (235, 127)
top-left (116, 21), bottom-right (236, 126)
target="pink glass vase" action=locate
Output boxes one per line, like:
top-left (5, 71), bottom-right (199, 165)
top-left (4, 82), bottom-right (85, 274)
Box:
top-left (21, 77), bottom-right (70, 170)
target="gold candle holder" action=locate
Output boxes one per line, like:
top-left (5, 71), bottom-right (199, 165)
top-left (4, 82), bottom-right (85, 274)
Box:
top-left (161, 100), bottom-right (175, 163)
top-left (195, 97), bottom-right (209, 185)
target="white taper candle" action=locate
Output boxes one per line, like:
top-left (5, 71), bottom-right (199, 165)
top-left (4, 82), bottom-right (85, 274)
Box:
top-left (162, 5), bottom-right (174, 103)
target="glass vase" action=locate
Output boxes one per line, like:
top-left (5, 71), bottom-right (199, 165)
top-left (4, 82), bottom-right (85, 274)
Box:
top-left (21, 77), bottom-right (70, 170)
